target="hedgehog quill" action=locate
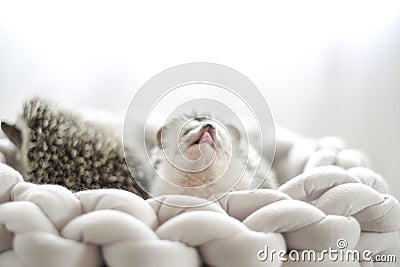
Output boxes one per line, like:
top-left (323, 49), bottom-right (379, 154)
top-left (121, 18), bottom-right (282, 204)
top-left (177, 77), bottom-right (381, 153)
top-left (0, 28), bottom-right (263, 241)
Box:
top-left (1, 97), bottom-right (148, 198)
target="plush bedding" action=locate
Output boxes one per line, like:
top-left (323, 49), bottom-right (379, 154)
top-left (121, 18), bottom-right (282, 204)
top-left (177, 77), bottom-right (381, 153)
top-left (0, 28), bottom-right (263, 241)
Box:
top-left (0, 129), bottom-right (398, 267)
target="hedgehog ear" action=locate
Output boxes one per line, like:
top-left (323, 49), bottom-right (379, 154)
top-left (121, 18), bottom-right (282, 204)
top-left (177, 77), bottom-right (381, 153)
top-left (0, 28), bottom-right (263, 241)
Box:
top-left (226, 124), bottom-right (241, 142)
top-left (156, 127), bottom-right (164, 149)
top-left (1, 122), bottom-right (22, 148)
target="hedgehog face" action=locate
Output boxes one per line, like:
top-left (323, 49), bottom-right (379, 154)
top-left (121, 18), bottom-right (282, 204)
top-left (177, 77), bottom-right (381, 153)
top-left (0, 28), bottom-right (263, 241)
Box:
top-left (155, 115), bottom-right (241, 187)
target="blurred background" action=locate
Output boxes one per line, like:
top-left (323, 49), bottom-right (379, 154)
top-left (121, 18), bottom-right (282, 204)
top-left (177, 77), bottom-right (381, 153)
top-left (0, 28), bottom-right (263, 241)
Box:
top-left (0, 0), bottom-right (399, 198)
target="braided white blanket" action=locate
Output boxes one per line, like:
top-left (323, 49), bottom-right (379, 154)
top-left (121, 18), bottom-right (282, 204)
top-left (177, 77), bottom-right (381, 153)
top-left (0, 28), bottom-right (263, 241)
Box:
top-left (0, 133), bottom-right (399, 267)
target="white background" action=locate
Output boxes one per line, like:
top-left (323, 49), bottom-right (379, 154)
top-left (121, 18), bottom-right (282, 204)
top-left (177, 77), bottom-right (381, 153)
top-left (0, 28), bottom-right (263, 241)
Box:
top-left (0, 0), bottom-right (399, 199)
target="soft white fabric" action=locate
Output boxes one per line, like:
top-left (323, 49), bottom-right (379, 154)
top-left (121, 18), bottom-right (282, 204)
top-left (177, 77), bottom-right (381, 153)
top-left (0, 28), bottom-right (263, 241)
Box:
top-left (0, 129), bottom-right (399, 267)
top-left (0, 162), bottom-right (399, 267)
top-left (276, 134), bottom-right (370, 184)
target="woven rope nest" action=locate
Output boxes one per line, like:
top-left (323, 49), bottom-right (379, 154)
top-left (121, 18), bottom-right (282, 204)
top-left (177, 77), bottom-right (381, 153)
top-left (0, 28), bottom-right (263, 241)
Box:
top-left (0, 98), bottom-right (399, 266)
top-left (0, 163), bottom-right (399, 267)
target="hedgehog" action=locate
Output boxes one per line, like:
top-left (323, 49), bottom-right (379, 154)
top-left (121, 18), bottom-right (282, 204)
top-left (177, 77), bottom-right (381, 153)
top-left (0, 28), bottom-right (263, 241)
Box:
top-left (1, 97), bottom-right (148, 198)
top-left (149, 114), bottom-right (278, 199)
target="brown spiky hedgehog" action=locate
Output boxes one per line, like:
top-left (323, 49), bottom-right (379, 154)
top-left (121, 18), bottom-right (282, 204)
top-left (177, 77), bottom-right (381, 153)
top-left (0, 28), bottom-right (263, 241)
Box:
top-left (1, 97), bottom-right (148, 198)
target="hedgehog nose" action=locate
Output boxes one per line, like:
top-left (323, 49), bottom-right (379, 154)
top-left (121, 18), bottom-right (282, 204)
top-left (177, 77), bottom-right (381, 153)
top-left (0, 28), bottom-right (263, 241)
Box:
top-left (202, 123), bottom-right (215, 129)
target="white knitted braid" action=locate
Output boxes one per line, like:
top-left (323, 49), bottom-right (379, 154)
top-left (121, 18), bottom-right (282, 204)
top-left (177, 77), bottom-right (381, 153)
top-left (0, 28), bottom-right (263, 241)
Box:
top-left (0, 128), bottom-right (399, 267)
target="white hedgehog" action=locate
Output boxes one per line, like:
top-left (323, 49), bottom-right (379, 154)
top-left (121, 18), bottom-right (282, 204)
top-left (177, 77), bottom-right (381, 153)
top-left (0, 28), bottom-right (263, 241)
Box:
top-left (149, 114), bottom-right (278, 199)
top-left (0, 97), bottom-right (148, 198)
